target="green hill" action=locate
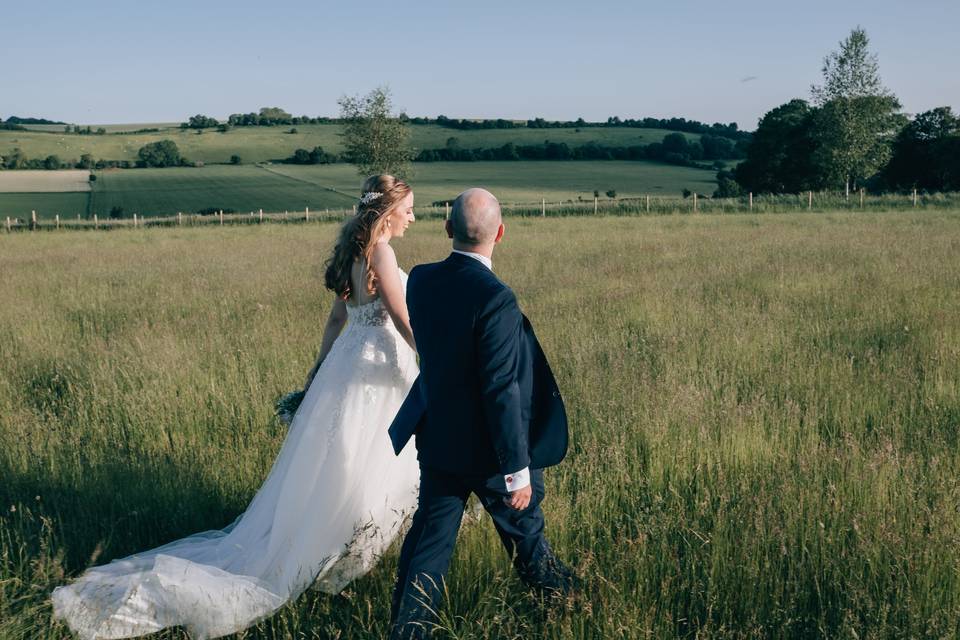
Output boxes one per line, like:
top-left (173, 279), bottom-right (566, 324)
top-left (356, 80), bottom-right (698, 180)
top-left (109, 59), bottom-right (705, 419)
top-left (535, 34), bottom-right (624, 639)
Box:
top-left (0, 123), bottom-right (700, 166)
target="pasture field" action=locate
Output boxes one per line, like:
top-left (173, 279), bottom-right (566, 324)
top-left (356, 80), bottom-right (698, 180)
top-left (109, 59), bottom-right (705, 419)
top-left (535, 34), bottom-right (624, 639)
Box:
top-left (0, 161), bottom-right (717, 219)
top-left (0, 124), bottom-right (699, 166)
top-left (0, 170), bottom-right (91, 193)
top-left (1, 211), bottom-right (959, 639)
top-left (17, 123), bottom-right (182, 133)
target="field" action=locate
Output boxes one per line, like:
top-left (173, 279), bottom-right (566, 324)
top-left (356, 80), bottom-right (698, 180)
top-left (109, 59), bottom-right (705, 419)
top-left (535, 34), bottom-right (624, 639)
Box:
top-left (2, 211), bottom-right (959, 639)
top-left (0, 170), bottom-right (90, 193)
top-left (0, 124), bottom-right (698, 166)
top-left (0, 161), bottom-right (718, 219)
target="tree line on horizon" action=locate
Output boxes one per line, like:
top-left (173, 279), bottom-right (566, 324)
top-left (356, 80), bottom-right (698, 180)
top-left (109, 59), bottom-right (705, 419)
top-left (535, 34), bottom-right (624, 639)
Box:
top-left (724, 27), bottom-right (960, 196)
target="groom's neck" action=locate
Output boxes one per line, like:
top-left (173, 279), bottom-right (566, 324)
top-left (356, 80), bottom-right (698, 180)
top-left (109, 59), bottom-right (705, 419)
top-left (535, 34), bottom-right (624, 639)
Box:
top-left (451, 242), bottom-right (494, 260)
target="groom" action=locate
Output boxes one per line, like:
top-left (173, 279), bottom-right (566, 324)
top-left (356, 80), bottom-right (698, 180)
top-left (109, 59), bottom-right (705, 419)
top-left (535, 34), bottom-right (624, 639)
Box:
top-left (387, 188), bottom-right (575, 639)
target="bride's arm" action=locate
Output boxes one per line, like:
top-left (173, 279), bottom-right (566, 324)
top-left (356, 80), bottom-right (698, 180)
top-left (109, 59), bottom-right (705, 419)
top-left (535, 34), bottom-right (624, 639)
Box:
top-left (370, 243), bottom-right (416, 352)
top-left (304, 297), bottom-right (348, 388)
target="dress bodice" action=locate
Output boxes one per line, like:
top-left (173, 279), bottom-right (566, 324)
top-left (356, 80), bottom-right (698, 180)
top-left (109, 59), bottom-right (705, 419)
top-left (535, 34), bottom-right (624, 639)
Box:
top-left (344, 269), bottom-right (407, 328)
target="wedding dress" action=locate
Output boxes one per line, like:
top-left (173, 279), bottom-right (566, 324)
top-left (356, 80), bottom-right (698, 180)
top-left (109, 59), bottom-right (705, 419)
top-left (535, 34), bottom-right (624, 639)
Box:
top-left (52, 271), bottom-right (420, 639)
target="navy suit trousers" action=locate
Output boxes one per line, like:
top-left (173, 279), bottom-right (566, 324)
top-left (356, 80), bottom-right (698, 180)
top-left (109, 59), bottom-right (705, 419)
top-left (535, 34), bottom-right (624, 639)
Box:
top-left (390, 466), bottom-right (548, 633)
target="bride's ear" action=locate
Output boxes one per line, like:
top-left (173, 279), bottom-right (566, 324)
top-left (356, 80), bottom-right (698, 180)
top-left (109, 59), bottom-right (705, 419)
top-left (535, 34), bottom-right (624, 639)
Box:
top-left (445, 220), bottom-right (455, 239)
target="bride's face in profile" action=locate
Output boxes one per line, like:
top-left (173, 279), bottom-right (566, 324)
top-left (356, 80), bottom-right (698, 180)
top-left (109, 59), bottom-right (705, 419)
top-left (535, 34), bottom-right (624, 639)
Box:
top-left (385, 191), bottom-right (415, 239)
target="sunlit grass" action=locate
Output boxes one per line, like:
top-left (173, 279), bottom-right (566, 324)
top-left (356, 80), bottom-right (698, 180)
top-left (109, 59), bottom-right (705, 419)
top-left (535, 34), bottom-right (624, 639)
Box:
top-left (1, 211), bottom-right (959, 638)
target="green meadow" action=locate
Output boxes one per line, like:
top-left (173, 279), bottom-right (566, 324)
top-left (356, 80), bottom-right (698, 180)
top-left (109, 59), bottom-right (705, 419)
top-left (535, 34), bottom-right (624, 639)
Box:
top-left (2, 211), bottom-right (959, 638)
top-left (0, 124), bottom-right (697, 166)
top-left (0, 161), bottom-right (718, 219)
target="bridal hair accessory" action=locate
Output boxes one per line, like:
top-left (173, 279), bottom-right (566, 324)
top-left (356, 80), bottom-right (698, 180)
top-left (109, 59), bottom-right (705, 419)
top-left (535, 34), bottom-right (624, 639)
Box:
top-left (359, 191), bottom-right (383, 206)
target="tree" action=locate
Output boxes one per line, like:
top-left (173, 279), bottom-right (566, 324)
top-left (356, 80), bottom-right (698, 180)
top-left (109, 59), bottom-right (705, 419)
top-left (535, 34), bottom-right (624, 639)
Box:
top-left (883, 107), bottom-right (960, 191)
top-left (259, 107), bottom-right (292, 123)
top-left (137, 140), bottom-right (182, 167)
top-left (78, 154), bottom-right (94, 169)
top-left (338, 86), bottom-right (413, 178)
top-left (734, 99), bottom-right (822, 193)
top-left (713, 169), bottom-right (742, 198)
top-left (109, 206), bottom-right (125, 219)
top-left (810, 27), bottom-right (904, 194)
top-left (184, 114), bottom-right (219, 129)
top-left (230, 154), bottom-right (242, 165)
top-left (43, 155), bottom-right (61, 170)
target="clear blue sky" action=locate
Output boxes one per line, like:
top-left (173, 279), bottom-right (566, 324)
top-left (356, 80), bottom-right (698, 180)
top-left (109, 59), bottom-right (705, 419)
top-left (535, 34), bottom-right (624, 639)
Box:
top-left (3, 0), bottom-right (958, 130)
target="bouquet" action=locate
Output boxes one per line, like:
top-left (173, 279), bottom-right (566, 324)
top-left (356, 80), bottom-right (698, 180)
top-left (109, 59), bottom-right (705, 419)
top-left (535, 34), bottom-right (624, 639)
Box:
top-left (274, 389), bottom-right (306, 426)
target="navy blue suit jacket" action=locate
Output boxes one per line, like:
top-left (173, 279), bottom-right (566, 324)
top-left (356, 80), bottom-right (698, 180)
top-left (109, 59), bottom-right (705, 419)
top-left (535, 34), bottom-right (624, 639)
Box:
top-left (388, 252), bottom-right (568, 475)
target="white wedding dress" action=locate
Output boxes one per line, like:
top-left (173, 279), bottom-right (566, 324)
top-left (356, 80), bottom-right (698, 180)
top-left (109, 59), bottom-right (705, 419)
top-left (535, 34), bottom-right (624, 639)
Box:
top-left (52, 271), bottom-right (420, 639)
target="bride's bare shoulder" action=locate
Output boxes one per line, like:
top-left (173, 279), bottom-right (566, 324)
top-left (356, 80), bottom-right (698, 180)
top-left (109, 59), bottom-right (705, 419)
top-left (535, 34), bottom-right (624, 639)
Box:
top-left (369, 242), bottom-right (399, 272)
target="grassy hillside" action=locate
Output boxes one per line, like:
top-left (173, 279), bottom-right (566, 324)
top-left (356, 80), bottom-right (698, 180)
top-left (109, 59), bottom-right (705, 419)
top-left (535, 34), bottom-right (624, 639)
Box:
top-left (0, 124), bottom-right (700, 166)
top-left (0, 161), bottom-right (718, 218)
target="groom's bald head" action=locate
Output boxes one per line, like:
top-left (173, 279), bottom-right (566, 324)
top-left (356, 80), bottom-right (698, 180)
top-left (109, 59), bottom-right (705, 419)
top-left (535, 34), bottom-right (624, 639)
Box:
top-left (448, 188), bottom-right (502, 247)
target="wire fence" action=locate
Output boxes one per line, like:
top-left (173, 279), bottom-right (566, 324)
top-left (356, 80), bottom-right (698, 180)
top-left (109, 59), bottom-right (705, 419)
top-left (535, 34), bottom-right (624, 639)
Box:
top-left (4, 190), bottom-right (960, 233)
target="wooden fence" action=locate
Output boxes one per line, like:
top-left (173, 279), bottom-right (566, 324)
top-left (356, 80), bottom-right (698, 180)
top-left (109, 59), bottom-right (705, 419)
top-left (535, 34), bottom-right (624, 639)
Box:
top-left (4, 190), bottom-right (959, 233)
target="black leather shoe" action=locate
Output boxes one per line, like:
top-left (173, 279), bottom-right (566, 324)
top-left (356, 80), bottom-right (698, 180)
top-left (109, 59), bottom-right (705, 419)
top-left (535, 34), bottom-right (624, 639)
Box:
top-left (520, 545), bottom-right (580, 597)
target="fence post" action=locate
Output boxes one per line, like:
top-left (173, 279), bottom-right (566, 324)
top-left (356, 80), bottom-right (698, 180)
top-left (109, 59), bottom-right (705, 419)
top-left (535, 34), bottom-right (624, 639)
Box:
top-left (133, 213), bottom-right (138, 227)
top-left (860, 188), bottom-right (864, 208)
top-left (5, 217), bottom-right (9, 232)
top-left (749, 192), bottom-right (753, 211)
top-left (646, 195), bottom-right (650, 213)
top-left (259, 209), bottom-right (263, 223)
top-left (94, 214), bottom-right (99, 229)
top-left (594, 196), bottom-right (598, 215)
top-left (178, 211), bottom-right (182, 226)
top-left (445, 202), bottom-right (450, 218)
top-left (541, 198), bottom-right (545, 217)
top-left (55, 214), bottom-right (60, 229)
top-left (913, 188), bottom-right (917, 207)
top-left (219, 209), bottom-right (224, 225)
top-left (693, 192), bottom-right (698, 213)
top-left (305, 206), bottom-right (310, 222)
top-left (31, 210), bottom-right (37, 230)
top-left (808, 191), bottom-right (813, 210)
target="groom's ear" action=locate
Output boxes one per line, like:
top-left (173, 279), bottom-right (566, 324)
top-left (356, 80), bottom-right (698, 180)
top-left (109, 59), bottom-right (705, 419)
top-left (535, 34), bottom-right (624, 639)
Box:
top-left (445, 220), bottom-right (454, 239)
top-left (494, 223), bottom-right (505, 244)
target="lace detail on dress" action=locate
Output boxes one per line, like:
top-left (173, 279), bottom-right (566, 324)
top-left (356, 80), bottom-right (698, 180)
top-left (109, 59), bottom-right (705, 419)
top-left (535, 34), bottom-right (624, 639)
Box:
top-left (343, 269), bottom-right (407, 328)
top-left (346, 299), bottom-right (391, 327)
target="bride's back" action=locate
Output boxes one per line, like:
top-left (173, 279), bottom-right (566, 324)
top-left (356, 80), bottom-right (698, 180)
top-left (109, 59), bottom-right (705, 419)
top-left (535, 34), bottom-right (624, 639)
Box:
top-left (347, 258), bottom-right (378, 307)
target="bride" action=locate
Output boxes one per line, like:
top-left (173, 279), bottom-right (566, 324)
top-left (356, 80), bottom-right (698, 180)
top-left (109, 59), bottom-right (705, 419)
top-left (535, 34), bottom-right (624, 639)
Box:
top-left (52, 175), bottom-right (421, 639)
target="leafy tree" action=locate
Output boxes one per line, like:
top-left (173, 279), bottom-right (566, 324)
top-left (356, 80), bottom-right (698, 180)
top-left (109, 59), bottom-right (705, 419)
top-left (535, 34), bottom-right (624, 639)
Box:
top-left (230, 154), bottom-right (242, 165)
top-left (259, 107), bottom-right (292, 124)
top-left (713, 169), bottom-right (742, 197)
top-left (184, 114), bottom-right (219, 129)
top-left (78, 154), bottom-right (94, 169)
top-left (109, 206), bottom-right (125, 219)
top-left (43, 155), bottom-right (61, 170)
top-left (883, 107), bottom-right (960, 191)
top-left (291, 148), bottom-right (311, 164)
top-left (137, 140), bottom-right (182, 167)
top-left (810, 27), bottom-right (904, 193)
top-left (338, 86), bottom-right (413, 178)
top-left (734, 99), bottom-right (822, 193)
top-left (605, 189), bottom-right (617, 198)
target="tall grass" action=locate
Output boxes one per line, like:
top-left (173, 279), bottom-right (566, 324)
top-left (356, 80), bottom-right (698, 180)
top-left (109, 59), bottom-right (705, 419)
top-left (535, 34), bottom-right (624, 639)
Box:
top-left (1, 212), bottom-right (959, 638)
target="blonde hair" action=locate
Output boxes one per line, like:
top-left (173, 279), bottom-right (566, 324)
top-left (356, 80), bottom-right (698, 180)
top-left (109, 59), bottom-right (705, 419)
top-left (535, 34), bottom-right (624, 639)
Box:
top-left (324, 174), bottom-right (411, 299)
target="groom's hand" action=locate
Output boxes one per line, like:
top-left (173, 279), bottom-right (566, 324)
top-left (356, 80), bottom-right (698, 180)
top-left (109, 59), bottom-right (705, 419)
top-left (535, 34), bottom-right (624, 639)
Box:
top-left (504, 485), bottom-right (532, 511)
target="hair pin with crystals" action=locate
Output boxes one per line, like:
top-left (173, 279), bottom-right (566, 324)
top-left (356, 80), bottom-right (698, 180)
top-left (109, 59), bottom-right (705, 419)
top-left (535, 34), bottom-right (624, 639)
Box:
top-left (359, 191), bottom-right (383, 206)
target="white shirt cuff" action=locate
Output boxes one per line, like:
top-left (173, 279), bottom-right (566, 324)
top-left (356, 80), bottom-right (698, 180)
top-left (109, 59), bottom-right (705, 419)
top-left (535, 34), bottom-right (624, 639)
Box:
top-left (504, 467), bottom-right (530, 492)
